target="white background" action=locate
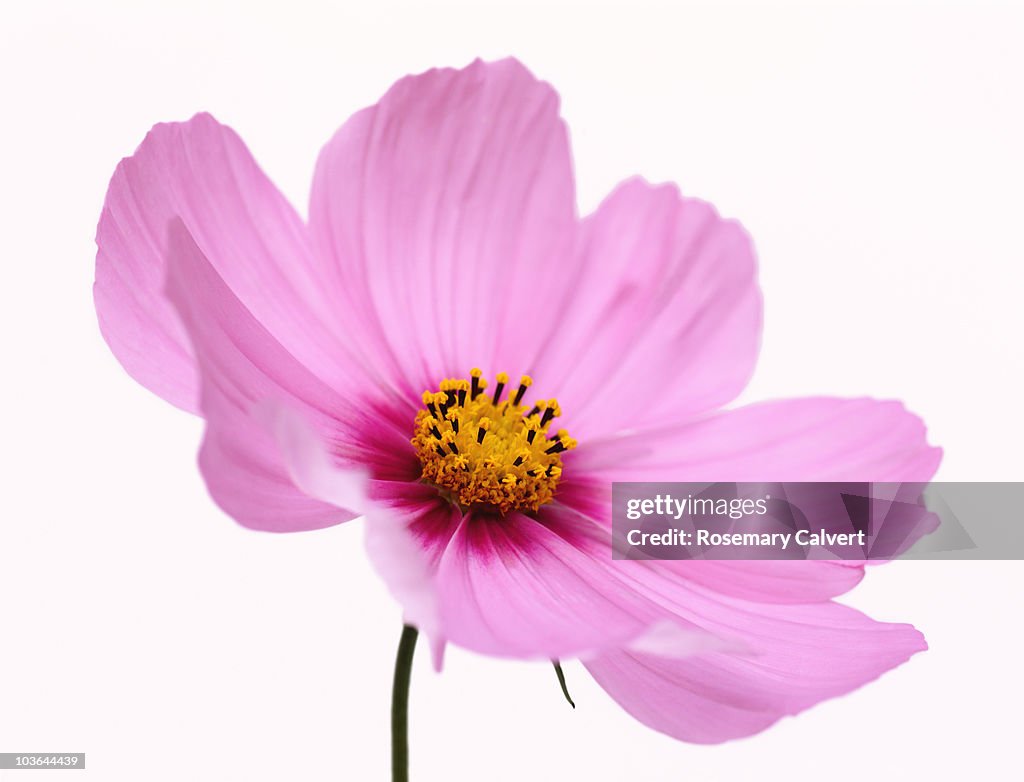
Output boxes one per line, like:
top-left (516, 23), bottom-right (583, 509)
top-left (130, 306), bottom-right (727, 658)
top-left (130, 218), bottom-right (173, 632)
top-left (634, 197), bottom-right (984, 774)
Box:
top-left (2, 1), bottom-right (1022, 780)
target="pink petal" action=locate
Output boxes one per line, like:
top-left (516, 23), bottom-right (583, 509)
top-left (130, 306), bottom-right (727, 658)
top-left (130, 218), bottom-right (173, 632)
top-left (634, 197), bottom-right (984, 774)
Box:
top-left (433, 505), bottom-right (723, 660)
top-left (364, 494), bottom-right (461, 671)
top-left (163, 220), bottom-right (359, 532)
top-left (263, 401), bottom-right (371, 513)
top-left (557, 396), bottom-right (940, 605)
top-left (535, 178), bottom-right (762, 438)
top-left (656, 559), bottom-right (865, 604)
top-left (95, 113), bottom-right (356, 413)
top-left (569, 396), bottom-right (941, 482)
top-left (309, 58), bottom-right (577, 396)
top-left (585, 600), bottom-right (926, 743)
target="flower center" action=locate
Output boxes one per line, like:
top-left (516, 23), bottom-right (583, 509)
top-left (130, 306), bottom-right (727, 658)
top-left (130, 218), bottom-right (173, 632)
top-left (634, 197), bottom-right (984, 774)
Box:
top-left (411, 369), bottom-right (577, 514)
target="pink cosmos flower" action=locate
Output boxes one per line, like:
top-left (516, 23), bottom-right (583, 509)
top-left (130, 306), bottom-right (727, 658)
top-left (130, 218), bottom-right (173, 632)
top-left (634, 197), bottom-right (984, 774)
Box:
top-left (94, 58), bottom-right (940, 747)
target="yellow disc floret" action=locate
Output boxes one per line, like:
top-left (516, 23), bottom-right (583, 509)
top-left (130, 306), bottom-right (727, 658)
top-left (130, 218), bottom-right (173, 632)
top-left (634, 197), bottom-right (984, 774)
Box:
top-left (411, 371), bottom-right (576, 514)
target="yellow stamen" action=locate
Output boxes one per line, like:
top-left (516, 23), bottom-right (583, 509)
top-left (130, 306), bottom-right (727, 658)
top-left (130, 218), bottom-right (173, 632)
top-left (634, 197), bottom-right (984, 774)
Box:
top-left (411, 370), bottom-right (573, 514)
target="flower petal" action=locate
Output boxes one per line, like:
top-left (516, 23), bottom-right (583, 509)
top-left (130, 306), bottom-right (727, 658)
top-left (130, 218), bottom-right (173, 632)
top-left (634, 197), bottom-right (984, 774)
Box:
top-left (569, 396), bottom-right (941, 482)
top-left (95, 113), bottom-right (356, 413)
top-left (434, 512), bottom-right (650, 659)
top-left (432, 505), bottom-right (729, 660)
top-left (263, 400), bottom-right (371, 513)
top-left (678, 560), bottom-right (867, 603)
top-left (535, 178), bottom-right (762, 438)
top-left (585, 600), bottom-right (926, 743)
top-left (565, 395), bottom-right (937, 741)
top-left (364, 493), bottom-right (460, 671)
top-left (309, 58), bottom-right (577, 396)
top-left (163, 219), bottom-right (360, 531)
top-left (558, 396), bottom-right (939, 604)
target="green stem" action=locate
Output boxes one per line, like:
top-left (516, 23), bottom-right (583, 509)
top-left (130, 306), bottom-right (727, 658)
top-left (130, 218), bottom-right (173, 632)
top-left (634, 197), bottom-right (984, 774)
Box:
top-left (391, 624), bottom-right (419, 782)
